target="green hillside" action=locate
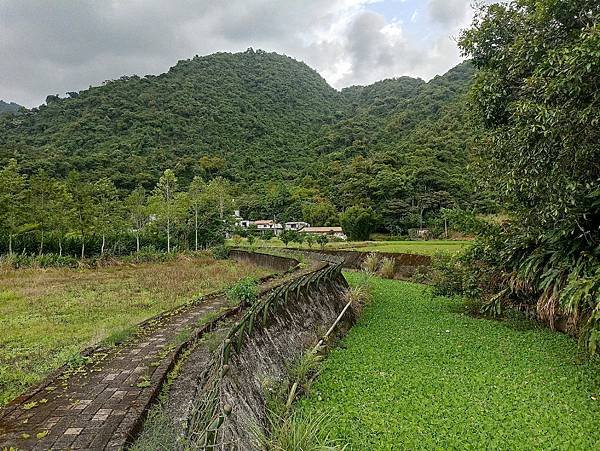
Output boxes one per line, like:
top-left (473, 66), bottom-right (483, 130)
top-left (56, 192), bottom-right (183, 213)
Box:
top-left (0, 100), bottom-right (23, 115)
top-left (0, 50), bottom-right (478, 231)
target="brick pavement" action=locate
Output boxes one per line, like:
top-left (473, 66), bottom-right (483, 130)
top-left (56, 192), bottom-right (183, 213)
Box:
top-left (0, 294), bottom-right (232, 450)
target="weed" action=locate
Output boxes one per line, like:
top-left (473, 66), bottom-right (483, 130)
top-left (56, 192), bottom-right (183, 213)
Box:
top-left (378, 257), bottom-right (395, 279)
top-left (66, 353), bottom-right (91, 369)
top-left (226, 277), bottom-right (259, 307)
top-left (102, 326), bottom-right (137, 347)
top-left (254, 411), bottom-right (342, 451)
top-left (287, 349), bottom-right (323, 396)
top-left (136, 375), bottom-right (151, 388)
top-left (211, 244), bottom-right (230, 260)
top-left (173, 328), bottom-right (192, 345)
top-left (361, 253), bottom-right (379, 274)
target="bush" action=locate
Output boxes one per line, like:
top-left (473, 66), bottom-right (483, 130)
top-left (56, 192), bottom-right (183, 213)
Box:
top-left (226, 277), bottom-right (259, 307)
top-left (378, 257), bottom-right (395, 279)
top-left (211, 244), bottom-right (229, 260)
top-left (362, 253), bottom-right (379, 274)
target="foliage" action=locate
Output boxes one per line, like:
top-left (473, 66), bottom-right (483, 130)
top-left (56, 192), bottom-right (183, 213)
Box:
top-left (299, 275), bottom-right (600, 448)
top-left (316, 235), bottom-right (328, 250)
top-left (280, 229), bottom-right (302, 247)
top-left (361, 253), bottom-right (379, 274)
top-left (339, 206), bottom-right (379, 241)
top-left (211, 244), bottom-right (229, 260)
top-left (0, 50), bottom-right (482, 235)
top-left (256, 412), bottom-right (341, 451)
top-left (458, 0), bottom-right (600, 353)
top-left (378, 257), bottom-right (395, 279)
top-left (226, 276), bottom-right (259, 307)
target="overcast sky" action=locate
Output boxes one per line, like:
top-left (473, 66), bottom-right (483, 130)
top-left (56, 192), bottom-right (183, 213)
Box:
top-left (0, 0), bottom-right (480, 107)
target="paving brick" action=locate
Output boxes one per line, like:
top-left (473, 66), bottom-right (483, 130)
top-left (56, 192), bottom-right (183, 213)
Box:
top-left (0, 292), bottom-right (234, 450)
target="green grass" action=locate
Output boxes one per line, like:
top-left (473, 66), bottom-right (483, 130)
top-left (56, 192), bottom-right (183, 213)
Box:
top-left (298, 274), bottom-right (600, 449)
top-left (0, 255), bottom-right (270, 406)
top-left (346, 239), bottom-right (470, 255)
top-left (228, 238), bottom-right (471, 255)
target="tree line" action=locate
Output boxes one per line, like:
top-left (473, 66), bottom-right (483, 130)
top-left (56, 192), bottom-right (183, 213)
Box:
top-left (0, 160), bottom-right (233, 258)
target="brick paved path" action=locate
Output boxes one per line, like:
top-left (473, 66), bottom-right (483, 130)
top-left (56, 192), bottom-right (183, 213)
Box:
top-left (0, 294), bottom-right (232, 450)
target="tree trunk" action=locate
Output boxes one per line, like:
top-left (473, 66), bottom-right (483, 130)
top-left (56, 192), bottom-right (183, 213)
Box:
top-left (444, 218), bottom-right (448, 238)
top-left (195, 209), bottom-right (198, 251)
top-left (81, 238), bottom-right (85, 260)
top-left (8, 235), bottom-right (12, 256)
top-left (167, 218), bottom-right (171, 253)
top-left (39, 230), bottom-right (44, 256)
top-left (101, 235), bottom-right (106, 256)
top-left (59, 238), bottom-right (63, 257)
top-left (136, 233), bottom-right (140, 253)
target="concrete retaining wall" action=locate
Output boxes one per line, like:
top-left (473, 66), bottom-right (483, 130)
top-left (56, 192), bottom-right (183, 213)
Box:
top-left (229, 249), bottom-right (300, 273)
top-left (278, 248), bottom-right (431, 279)
top-left (178, 255), bottom-right (351, 449)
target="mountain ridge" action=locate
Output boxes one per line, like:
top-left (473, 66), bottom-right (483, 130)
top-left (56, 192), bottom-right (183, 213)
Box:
top-left (0, 49), bottom-right (478, 230)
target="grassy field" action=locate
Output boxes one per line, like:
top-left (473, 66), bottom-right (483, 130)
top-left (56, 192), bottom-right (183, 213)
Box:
top-left (299, 274), bottom-right (600, 449)
top-left (228, 238), bottom-right (471, 255)
top-left (0, 255), bottom-right (270, 406)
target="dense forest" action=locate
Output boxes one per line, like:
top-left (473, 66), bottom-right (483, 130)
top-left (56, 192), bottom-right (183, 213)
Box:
top-left (0, 100), bottom-right (22, 115)
top-left (0, 50), bottom-right (479, 236)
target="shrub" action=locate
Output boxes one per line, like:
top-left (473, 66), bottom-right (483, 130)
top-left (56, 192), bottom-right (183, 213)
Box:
top-left (346, 272), bottom-right (373, 316)
top-left (226, 277), bottom-right (259, 307)
top-left (362, 253), bottom-right (379, 274)
top-left (0, 253), bottom-right (79, 269)
top-left (316, 235), bottom-right (328, 250)
top-left (378, 257), bottom-right (395, 279)
top-left (256, 412), bottom-right (340, 451)
top-left (211, 244), bottom-right (229, 260)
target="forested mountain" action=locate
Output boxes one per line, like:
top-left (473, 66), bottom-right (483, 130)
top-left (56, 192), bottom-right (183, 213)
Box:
top-left (0, 100), bottom-right (23, 115)
top-left (0, 49), bottom-right (479, 232)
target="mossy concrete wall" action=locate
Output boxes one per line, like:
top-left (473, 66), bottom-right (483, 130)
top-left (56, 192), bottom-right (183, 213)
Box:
top-left (177, 252), bottom-right (351, 449)
top-left (218, 271), bottom-right (350, 448)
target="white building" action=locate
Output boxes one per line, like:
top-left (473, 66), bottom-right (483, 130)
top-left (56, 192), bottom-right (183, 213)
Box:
top-left (300, 226), bottom-right (347, 240)
top-left (252, 220), bottom-right (283, 235)
top-left (284, 221), bottom-right (310, 231)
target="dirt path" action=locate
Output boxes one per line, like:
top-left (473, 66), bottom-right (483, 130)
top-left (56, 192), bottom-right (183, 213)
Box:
top-left (0, 293), bottom-right (233, 450)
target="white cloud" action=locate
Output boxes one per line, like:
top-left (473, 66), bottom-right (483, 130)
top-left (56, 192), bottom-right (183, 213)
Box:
top-left (0, 0), bottom-right (477, 107)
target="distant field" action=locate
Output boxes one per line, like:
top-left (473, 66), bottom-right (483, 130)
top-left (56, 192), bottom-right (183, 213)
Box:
top-left (345, 240), bottom-right (470, 255)
top-left (228, 238), bottom-right (471, 255)
top-left (299, 275), bottom-right (600, 449)
top-left (0, 256), bottom-right (270, 406)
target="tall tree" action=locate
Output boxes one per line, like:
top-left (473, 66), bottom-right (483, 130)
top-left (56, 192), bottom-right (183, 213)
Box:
top-left (188, 176), bottom-right (206, 251)
top-left (66, 171), bottom-right (95, 259)
top-left (49, 181), bottom-right (74, 257)
top-left (151, 169), bottom-right (179, 253)
top-left (0, 159), bottom-right (26, 255)
top-left (126, 186), bottom-right (148, 253)
top-left (28, 170), bottom-right (55, 255)
top-left (93, 178), bottom-right (123, 256)
top-left (205, 176), bottom-right (232, 221)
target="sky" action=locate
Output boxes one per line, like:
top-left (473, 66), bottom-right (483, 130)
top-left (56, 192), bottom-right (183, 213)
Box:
top-left (0, 0), bottom-right (481, 107)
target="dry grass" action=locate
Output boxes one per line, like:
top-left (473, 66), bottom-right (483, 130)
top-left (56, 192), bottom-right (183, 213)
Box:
top-left (0, 255), bottom-right (270, 405)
